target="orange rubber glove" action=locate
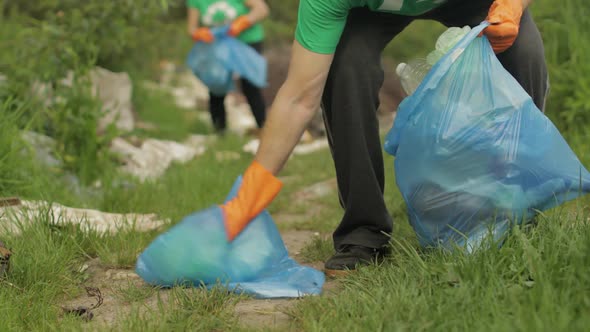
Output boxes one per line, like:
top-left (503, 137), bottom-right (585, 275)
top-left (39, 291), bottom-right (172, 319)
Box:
top-left (483, 0), bottom-right (523, 53)
top-left (192, 27), bottom-right (214, 43)
top-left (228, 15), bottom-right (252, 37)
top-left (221, 161), bottom-right (283, 241)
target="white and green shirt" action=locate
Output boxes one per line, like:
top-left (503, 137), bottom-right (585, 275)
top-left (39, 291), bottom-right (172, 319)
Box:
top-left (187, 0), bottom-right (264, 44)
top-left (295, 0), bottom-right (447, 54)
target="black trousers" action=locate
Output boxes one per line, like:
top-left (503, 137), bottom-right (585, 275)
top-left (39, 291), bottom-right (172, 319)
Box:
top-left (321, 1), bottom-right (549, 250)
top-left (209, 41), bottom-right (267, 131)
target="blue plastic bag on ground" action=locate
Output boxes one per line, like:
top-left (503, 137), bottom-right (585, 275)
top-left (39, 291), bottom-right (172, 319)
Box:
top-left (186, 26), bottom-right (267, 96)
top-left (384, 22), bottom-right (590, 252)
top-left (135, 176), bottom-right (324, 298)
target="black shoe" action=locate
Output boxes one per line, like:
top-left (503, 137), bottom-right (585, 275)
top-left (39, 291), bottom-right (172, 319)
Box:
top-left (324, 245), bottom-right (389, 277)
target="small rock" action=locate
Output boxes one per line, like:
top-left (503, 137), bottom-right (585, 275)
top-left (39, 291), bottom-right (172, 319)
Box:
top-left (242, 138), bottom-right (260, 155)
top-left (21, 131), bottom-right (62, 168)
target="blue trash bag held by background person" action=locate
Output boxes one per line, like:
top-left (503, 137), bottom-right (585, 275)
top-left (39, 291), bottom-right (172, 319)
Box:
top-left (135, 176), bottom-right (324, 299)
top-left (384, 22), bottom-right (590, 252)
top-left (186, 26), bottom-right (267, 96)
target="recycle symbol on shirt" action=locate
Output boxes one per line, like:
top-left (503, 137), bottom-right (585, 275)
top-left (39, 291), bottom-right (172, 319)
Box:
top-left (202, 1), bottom-right (238, 27)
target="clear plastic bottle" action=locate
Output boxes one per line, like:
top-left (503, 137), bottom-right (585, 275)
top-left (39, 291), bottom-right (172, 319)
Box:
top-left (436, 26), bottom-right (471, 53)
top-left (427, 25), bottom-right (472, 65)
top-left (396, 26), bottom-right (472, 96)
top-left (396, 58), bottom-right (432, 95)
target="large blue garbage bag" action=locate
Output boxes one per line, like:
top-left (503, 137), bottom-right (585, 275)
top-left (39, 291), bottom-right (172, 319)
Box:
top-left (384, 22), bottom-right (590, 252)
top-left (135, 176), bottom-right (325, 299)
top-left (186, 26), bottom-right (267, 96)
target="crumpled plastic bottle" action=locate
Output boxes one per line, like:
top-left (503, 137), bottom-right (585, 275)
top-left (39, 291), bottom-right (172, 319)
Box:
top-left (397, 26), bottom-right (472, 95)
top-left (396, 59), bottom-right (431, 96)
top-left (428, 26), bottom-right (472, 65)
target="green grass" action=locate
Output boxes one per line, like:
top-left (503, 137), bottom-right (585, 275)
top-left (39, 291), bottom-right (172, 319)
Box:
top-left (113, 281), bottom-right (160, 304)
top-left (4, 84), bottom-right (588, 330)
top-left (2, 1), bottom-right (590, 330)
top-left (0, 81), bottom-right (255, 330)
top-left (129, 81), bottom-right (212, 141)
top-left (290, 214), bottom-right (590, 332)
top-left (299, 236), bottom-right (334, 263)
top-left (116, 286), bottom-right (244, 331)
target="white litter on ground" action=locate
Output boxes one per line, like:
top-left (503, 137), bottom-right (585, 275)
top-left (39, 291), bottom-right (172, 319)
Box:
top-left (0, 199), bottom-right (167, 235)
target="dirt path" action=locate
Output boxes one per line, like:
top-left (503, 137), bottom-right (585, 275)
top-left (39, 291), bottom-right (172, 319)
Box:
top-left (61, 228), bottom-right (335, 330)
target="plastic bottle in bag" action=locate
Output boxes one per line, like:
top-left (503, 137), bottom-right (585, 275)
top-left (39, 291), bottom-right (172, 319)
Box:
top-left (427, 26), bottom-right (472, 65)
top-left (396, 26), bottom-right (472, 96)
top-left (396, 59), bottom-right (432, 95)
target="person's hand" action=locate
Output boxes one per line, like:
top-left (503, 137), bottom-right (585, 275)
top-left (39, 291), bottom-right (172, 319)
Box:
top-left (228, 15), bottom-right (252, 37)
top-left (221, 161), bottom-right (283, 241)
top-left (192, 27), bottom-right (214, 43)
top-left (483, 0), bottom-right (523, 53)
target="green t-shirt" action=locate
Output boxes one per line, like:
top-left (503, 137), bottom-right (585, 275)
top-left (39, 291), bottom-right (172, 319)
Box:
top-left (296, 0), bottom-right (448, 54)
top-left (187, 0), bottom-right (264, 44)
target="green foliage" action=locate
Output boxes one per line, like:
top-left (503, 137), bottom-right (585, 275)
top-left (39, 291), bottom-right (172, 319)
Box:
top-left (262, 0), bottom-right (299, 44)
top-left (0, 0), bottom-right (191, 185)
top-left (45, 76), bottom-right (117, 183)
top-left (532, 0), bottom-right (590, 132)
top-left (292, 215), bottom-right (590, 332)
top-left (0, 99), bottom-right (37, 195)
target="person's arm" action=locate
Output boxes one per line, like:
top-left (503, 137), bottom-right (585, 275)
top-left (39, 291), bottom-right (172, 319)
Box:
top-left (222, 42), bottom-right (333, 241)
top-left (229, 0), bottom-right (269, 36)
top-left (244, 0), bottom-right (269, 24)
top-left (221, 0), bottom-right (349, 241)
top-left (187, 7), bottom-right (214, 42)
top-left (187, 8), bottom-right (200, 36)
top-left (255, 42), bottom-right (333, 174)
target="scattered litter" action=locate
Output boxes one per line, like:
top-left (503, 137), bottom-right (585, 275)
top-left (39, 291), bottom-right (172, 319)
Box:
top-left (243, 137), bottom-right (329, 156)
top-left (0, 198), bottom-right (167, 236)
top-left (524, 280), bottom-right (535, 288)
top-left (105, 270), bottom-right (140, 281)
top-left (110, 137), bottom-right (208, 181)
top-left (183, 134), bottom-right (216, 150)
top-left (78, 264), bottom-right (90, 274)
top-left (225, 96), bottom-right (258, 135)
top-left (62, 286), bottom-right (103, 322)
top-left (143, 68), bottom-right (209, 110)
top-left (293, 139), bottom-right (330, 154)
